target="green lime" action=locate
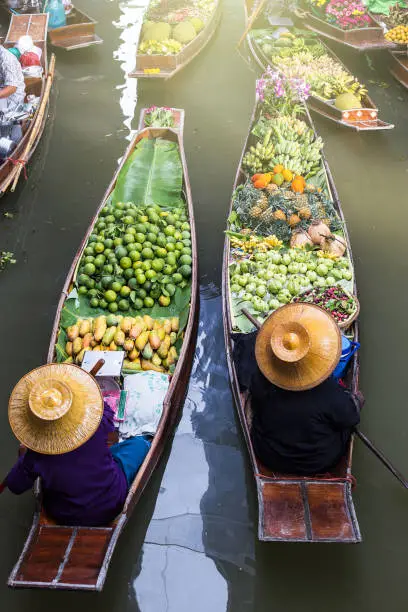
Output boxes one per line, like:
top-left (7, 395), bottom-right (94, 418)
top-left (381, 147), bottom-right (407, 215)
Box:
top-left (78, 274), bottom-right (89, 286)
top-left (149, 224), bottom-right (160, 235)
top-left (127, 227), bottom-right (137, 235)
top-left (90, 297), bottom-right (99, 308)
top-left (123, 215), bottom-right (134, 225)
top-left (163, 264), bottom-right (173, 275)
top-left (135, 233), bottom-right (146, 244)
top-left (120, 286), bottom-right (131, 298)
top-left (156, 247), bottom-right (167, 258)
top-left (108, 302), bottom-right (118, 313)
top-left (166, 243), bottom-right (176, 252)
top-left (88, 234), bottom-right (98, 243)
top-left (96, 221), bottom-right (106, 231)
top-left (105, 216), bottom-right (115, 225)
top-left (165, 283), bottom-right (176, 297)
top-left (125, 243), bottom-right (136, 253)
top-left (175, 241), bottom-right (184, 251)
top-left (86, 278), bottom-right (95, 289)
top-left (183, 238), bottom-right (191, 247)
top-left (179, 264), bottom-right (192, 278)
top-left (150, 284), bottom-right (161, 299)
top-left (156, 235), bottom-right (167, 248)
top-left (128, 278), bottom-right (138, 290)
top-left (134, 242), bottom-right (143, 252)
top-left (107, 253), bottom-right (117, 263)
top-left (136, 273), bottom-right (146, 285)
top-left (83, 263), bottom-right (96, 276)
top-left (144, 297), bottom-right (154, 308)
top-left (99, 299), bottom-right (108, 309)
top-left (78, 285), bottom-right (88, 295)
top-left (141, 261), bottom-right (152, 271)
top-left (115, 202), bottom-right (125, 209)
top-left (133, 261), bottom-right (143, 270)
top-left (143, 281), bottom-right (152, 293)
top-left (123, 234), bottom-right (135, 244)
top-left (172, 272), bottom-right (183, 284)
top-left (174, 231), bottom-right (182, 241)
top-left (134, 224), bottom-right (147, 234)
top-left (145, 269), bottom-right (157, 281)
top-left (104, 290), bottom-right (117, 303)
top-left (104, 238), bottom-right (114, 249)
top-left (111, 281), bottom-right (122, 293)
top-left (120, 256), bottom-right (132, 270)
top-left (94, 242), bottom-right (105, 254)
top-left (103, 264), bottom-right (114, 274)
top-left (159, 295), bottom-right (170, 307)
top-left (113, 237), bottom-right (123, 246)
top-left (141, 247), bottom-right (154, 260)
top-left (102, 275), bottom-right (114, 289)
top-left (179, 254), bottom-right (192, 266)
top-left (94, 255), bottom-right (106, 268)
top-left (137, 288), bottom-right (147, 299)
top-left (182, 247), bottom-right (192, 256)
top-left (124, 269), bottom-right (134, 280)
top-left (84, 255), bottom-right (94, 264)
top-left (144, 241), bottom-right (152, 249)
top-left (133, 298), bottom-right (143, 310)
top-left (166, 253), bottom-right (176, 267)
top-left (84, 247), bottom-right (94, 257)
top-left (164, 226), bottom-right (175, 237)
top-left (118, 299), bottom-right (130, 311)
top-left (166, 214), bottom-right (176, 225)
top-left (152, 259), bottom-right (164, 272)
top-left (129, 250), bottom-right (141, 262)
top-left (115, 246), bottom-right (127, 259)
top-left (147, 232), bottom-right (157, 244)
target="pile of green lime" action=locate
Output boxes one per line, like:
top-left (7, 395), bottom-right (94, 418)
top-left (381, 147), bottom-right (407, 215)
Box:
top-left (76, 201), bottom-right (192, 313)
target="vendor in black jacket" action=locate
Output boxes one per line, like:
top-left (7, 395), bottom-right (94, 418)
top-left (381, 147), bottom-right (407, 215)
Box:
top-left (234, 303), bottom-right (361, 476)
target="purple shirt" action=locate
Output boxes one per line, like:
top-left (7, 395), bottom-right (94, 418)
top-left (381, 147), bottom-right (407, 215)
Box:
top-left (6, 405), bottom-right (128, 526)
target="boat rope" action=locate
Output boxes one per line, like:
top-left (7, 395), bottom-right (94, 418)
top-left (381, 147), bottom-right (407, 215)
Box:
top-left (7, 158), bottom-right (28, 180)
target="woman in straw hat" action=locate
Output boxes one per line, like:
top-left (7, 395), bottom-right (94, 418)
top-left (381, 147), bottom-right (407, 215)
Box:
top-left (0, 364), bottom-right (151, 526)
top-left (234, 303), bottom-right (362, 475)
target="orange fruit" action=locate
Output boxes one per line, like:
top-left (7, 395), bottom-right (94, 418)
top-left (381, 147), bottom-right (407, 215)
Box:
top-left (273, 164), bottom-right (284, 174)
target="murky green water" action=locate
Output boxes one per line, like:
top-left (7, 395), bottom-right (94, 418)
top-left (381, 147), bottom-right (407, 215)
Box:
top-left (0, 1), bottom-right (408, 609)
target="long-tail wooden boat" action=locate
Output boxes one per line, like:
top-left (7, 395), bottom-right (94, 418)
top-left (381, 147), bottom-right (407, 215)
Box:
top-left (243, 1), bottom-right (393, 131)
top-left (129, 0), bottom-right (221, 80)
top-left (7, 107), bottom-right (199, 590)
top-left (222, 94), bottom-right (361, 543)
top-left (47, 5), bottom-right (103, 50)
top-left (0, 13), bottom-right (52, 195)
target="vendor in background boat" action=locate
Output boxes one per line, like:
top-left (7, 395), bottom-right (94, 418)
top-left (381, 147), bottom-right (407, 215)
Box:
top-left (0, 44), bottom-right (25, 112)
top-left (0, 364), bottom-right (151, 526)
top-left (234, 303), bottom-right (362, 476)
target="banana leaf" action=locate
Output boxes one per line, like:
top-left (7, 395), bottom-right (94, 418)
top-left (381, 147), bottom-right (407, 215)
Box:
top-left (111, 138), bottom-right (184, 209)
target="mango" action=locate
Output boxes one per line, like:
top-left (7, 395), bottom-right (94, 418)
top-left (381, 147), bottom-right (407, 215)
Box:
top-left (123, 358), bottom-right (142, 371)
top-left (93, 316), bottom-right (107, 342)
top-left (109, 341), bottom-right (117, 351)
top-left (90, 338), bottom-right (97, 348)
top-left (169, 332), bottom-right (177, 346)
top-left (135, 330), bottom-right (149, 352)
top-left (102, 326), bottom-right (116, 346)
top-left (67, 323), bottom-right (80, 341)
top-left (114, 329), bottom-right (125, 346)
top-left (167, 346), bottom-right (178, 366)
top-left (163, 319), bottom-right (172, 335)
top-left (142, 344), bottom-right (153, 360)
top-left (171, 317), bottom-right (179, 332)
top-left (143, 315), bottom-right (154, 330)
top-left (123, 338), bottom-right (135, 353)
top-left (141, 359), bottom-right (164, 373)
top-left (149, 331), bottom-right (161, 350)
top-left (65, 341), bottom-right (73, 356)
top-left (157, 336), bottom-right (171, 359)
top-left (128, 348), bottom-right (140, 361)
top-left (153, 320), bottom-right (161, 331)
top-left (157, 327), bottom-right (166, 341)
top-left (79, 319), bottom-right (91, 337)
top-left (82, 332), bottom-right (93, 349)
top-left (72, 337), bottom-right (83, 355)
top-left (93, 345), bottom-right (103, 351)
top-left (151, 353), bottom-right (162, 367)
top-left (129, 322), bottom-right (144, 340)
top-left (76, 348), bottom-right (85, 364)
top-left (120, 317), bottom-right (133, 334)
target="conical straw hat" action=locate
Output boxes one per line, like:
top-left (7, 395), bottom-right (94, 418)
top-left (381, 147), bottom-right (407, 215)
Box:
top-left (8, 364), bottom-right (103, 455)
top-left (255, 303), bottom-right (341, 391)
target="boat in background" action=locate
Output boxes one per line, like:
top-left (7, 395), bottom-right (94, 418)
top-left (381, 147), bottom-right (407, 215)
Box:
top-left (0, 13), bottom-right (55, 195)
top-left (388, 50), bottom-right (408, 88)
top-left (130, 0), bottom-right (221, 80)
top-left (222, 91), bottom-right (361, 543)
top-left (47, 5), bottom-right (103, 50)
top-left (8, 107), bottom-right (199, 590)
top-left (243, 0), bottom-right (394, 131)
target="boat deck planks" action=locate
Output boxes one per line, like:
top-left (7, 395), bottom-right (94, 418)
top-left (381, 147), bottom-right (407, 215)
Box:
top-left (8, 109), bottom-right (199, 590)
top-left (222, 100), bottom-right (362, 544)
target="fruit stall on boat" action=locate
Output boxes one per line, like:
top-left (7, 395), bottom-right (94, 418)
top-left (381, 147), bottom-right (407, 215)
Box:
top-left (222, 73), bottom-right (362, 542)
top-left (130, 0), bottom-right (221, 79)
top-left (8, 107), bottom-right (199, 591)
top-left (243, 1), bottom-right (393, 131)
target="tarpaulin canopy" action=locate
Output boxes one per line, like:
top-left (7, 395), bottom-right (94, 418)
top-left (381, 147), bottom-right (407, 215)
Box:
top-left (364, 0), bottom-right (407, 14)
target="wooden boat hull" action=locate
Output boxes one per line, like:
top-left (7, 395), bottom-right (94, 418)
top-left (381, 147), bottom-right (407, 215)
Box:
top-left (0, 13), bottom-right (50, 195)
top-left (8, 108), bottom-right (199, 590)
top-left (130, 0), bottom-right (221, 80)
top-left (47, 7), bottom-right (103, 50)
top-left (243, 1), bottom-right (393, 131)
top-left (303, 10), bottom-right (393, 51)
top-left (222, 99), bottom-right (361, 543)
top-left (388, 50), bottom-right (408, 89)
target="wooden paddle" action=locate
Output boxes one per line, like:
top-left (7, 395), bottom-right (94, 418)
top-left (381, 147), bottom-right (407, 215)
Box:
top-left (9, 53), bottom-right (56, 192)
top-left (240, 308), bottom-right (408, 490)
top-left (237, 0), bottom-right (267, 49)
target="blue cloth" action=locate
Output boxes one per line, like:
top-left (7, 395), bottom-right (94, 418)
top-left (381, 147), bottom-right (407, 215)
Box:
top-left (110, 436), bottom-right (151, 488)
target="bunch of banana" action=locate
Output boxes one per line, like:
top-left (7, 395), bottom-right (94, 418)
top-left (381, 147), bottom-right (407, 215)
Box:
top-left (243, 128), bottom-right (275, 174)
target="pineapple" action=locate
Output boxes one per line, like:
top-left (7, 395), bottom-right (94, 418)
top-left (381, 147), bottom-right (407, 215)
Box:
top-left (288, 213), bottom-right (301, 227)
top-left (257, 194), bottom-right (268, 211)
top-left (260, 208), bottom-right (276, 223)
top-left (250, 205), bottom-right (263, 218)
top-left (266, 183), bottom-right (279, 194)
top-left (273, 209), bottom-right (287, 222)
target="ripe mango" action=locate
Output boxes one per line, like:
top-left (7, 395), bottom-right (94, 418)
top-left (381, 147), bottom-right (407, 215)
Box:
top-left (102, 326), bottom-right (116, 346)
top-left (149, 331), bottom-right (161, 350)
top-left (123, 358), bottom-right (142, 371)
top-left (79, 319), bottom-right (91, 337)
top-left (129, 322), bottom-right (144, 340)
top-left (114, 329), bottom-right (125, 346)
top-left (143, 315), bottom-right (154, 330)
top-left (135, 331), bottom-right (149, 352)
top-left (167, 346), bottom-right (178, 366)
top-left (170, 332), bottom-right (177, 346)
top-left (120, 317), bottom-right (133, 334)
top-left (142, 344), bottom-right (153, 360)
top-left (82, 333), bottom-right (93, 349)
top-left (128, 348), bottom-right (140, 361)
top-left (151, 353), bottom-right (162, 367)
top-left (93, 345), bottom-right (103, 351)
top-left (109, 341), bottom-right (117, 351)
top-left (67, 323), bottom-right (80, 341)
top-left (171, 317), bottom-right (179, 332)
top-left (163, 319), bottom-right (172, 334)
top-left (123, 338), bottom-right (135, 353)
top-left (93, 316), bottom-right (107, 342)
top-left (157, 336), bottom-right (171, 359)
top-left (65, 341), bottom-right (73, 356)
top-left (76, 348), bottom-right (85, 364)
top-left (141, 359), bottom-right (164, 373)
top-left (157, 327), bottom-right (166, 341)
top-left (72, 337), bottom-right (83, 355)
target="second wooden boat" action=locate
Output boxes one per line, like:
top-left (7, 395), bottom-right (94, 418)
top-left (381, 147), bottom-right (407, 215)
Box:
top-left (243, 1), bottom-right (394, 131)
top-left (388, 49), bottom-right (408, 88)
top-left (222, 88), bottom-right (361, 543)
top-left (8, 107), bottom-right (199, 590)
top-left (0, 13), bottom-right (54, 195)
top-left (47, 5), bottom-right (103, 50)
top-left (130, 0), bottom-right (221, 80)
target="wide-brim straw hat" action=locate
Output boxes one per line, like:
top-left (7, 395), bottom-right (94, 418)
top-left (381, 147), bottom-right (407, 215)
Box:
top-left (8, 363), bottom-right (103, 455)
top-left (255, 303), bottom-right (341, 391)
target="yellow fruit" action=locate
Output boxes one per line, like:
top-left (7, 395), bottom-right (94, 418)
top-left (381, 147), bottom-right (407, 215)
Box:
top-left (282, 168), bottom-right (293, 182)
top-left (273, 209), bottom-right (286, 221)
top-left (272, 173), bottom-right (284, 186)
top-left (273, 164), bottom-right (284, 174)
top-left (288, 214), bottom-right (301, 227)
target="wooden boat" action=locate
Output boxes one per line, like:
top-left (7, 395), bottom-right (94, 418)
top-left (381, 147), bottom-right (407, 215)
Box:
top-left (0, 13), bottom-right (52, 195)
top-left (388, 50), bottom-right (408, 88)
top-left (129, 0), bottom-right (221, 80)
top-left (7, 107), bottom-right (199, 590)
top-left (222, 96), bottom-right (362, 543)
top-left (243, 1), bottom-right (393, 131)
top-left (47, 5), bottom-right (103, 50)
